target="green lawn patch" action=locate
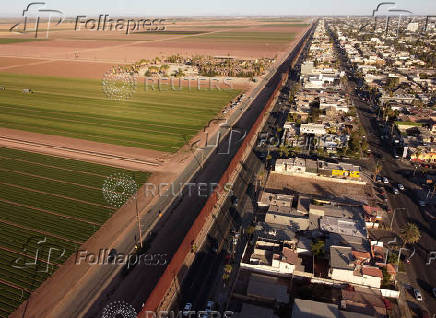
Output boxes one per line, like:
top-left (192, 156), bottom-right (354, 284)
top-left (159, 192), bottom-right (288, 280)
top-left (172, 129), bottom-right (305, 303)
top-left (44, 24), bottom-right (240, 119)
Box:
top-left (0, 146), bottom-right (150, 316)
top-left (0, 73), bottom-right (240, 152)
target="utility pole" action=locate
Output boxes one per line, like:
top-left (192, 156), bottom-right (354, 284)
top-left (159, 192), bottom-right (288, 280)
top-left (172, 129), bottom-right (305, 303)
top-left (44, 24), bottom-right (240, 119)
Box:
top-left (134, 172), bottom-right (143, 249)
top-left (390, 208), bottom-right (406, 231)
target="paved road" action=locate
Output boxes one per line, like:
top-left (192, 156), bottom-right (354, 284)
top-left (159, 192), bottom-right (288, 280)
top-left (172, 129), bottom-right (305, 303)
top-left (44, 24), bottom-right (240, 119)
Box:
top-left (351, 87), bottom-right (436, 316)
top-left (82, 32), bottom-right (314, 317)
top-left (170, 30), bottom-right (315, 314)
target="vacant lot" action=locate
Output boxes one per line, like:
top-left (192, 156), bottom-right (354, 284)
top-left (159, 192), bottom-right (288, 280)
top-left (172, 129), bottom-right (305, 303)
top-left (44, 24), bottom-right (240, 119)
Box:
top-left (0, 18), bottom-right (310, 77)
top-left (0, 146), bottom-right (149, 317)
top-left (266, 173), bottom-right (371, 204)
top-left (0, 73), bottom-right (240, 152)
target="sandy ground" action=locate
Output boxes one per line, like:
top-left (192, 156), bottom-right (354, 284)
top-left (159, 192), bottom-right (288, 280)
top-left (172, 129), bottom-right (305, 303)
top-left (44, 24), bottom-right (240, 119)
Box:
top-left (0, 21), bottom-right (308, 78)
top-left (266, 173), bottom-right (372, 204)
top-left (3, 20), bottom-right (311, 318)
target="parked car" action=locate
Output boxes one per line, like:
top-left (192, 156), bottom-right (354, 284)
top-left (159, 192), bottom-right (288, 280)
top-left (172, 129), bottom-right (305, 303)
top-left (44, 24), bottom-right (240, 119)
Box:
top-left (383, 177), bottom-right (389, 184)
top-left (231, 195), bottom-right (238, 207)
top-left (183, 303), bottom-right (193, 317)
top-left (108, 248), bottom-right (117, 263)
top-left (398, 184), bottom-right (405, 191)
top-left (414, 288), bottom-right (423, 301)
top-left (206, 301), bottom-right (215, 312)
top-left (376, 175), bottom-right (382, 183)
top-left (418, 201), bottom-right (427, 207)
top-left (421, 311), bottom-right (431, 318)
top-left (393, 188), bottom-right (399, 195)
top-left (432, 287), bottom-right (436, 298)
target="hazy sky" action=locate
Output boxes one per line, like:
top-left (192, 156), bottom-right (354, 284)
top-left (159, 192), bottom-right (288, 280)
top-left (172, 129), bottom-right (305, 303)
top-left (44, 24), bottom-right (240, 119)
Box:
top-left (2, 0), bottom-right (436, 17)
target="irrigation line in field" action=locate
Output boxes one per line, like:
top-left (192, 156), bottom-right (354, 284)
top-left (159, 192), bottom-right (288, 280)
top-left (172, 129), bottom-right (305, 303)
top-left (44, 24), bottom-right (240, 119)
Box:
top-left (135, 23), bottom-right (316, 246)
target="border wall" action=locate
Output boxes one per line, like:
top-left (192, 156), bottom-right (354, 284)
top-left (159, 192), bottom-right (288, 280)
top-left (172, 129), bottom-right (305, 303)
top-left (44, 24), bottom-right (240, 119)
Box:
top-left (138, 22), bottom-right (315, 316)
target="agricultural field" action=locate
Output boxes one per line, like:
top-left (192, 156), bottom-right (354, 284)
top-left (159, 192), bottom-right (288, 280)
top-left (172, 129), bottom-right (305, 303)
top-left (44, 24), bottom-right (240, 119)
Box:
top-left (0, 18), bottom-right (310, 79)
top-left (192, 31), bottom-right (296, 42)
top-left (0, 72), bottom-right (240, 152)
top-left (0, 146), bottom-right (149, 317)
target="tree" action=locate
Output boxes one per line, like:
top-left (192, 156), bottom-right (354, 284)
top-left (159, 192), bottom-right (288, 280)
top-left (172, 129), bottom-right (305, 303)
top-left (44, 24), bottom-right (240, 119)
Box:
top-left (374, 161), bottom-right (382, 181)
top-left (278, 145), bottom-right (290, 158)
top-left (159, 64), bottom-right (170, 76)
top-left (400, 223), bottom-right (421, 247)
top-left (172, 68), bottom-right (185, 77)
top-left (245, 225), bottom-right (255, 235)
top-left (311, 240), bottom-right (325, 257)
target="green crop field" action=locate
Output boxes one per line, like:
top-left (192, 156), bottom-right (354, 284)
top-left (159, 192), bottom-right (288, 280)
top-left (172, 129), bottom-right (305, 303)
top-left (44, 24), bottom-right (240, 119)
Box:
top-left (194, 31), bottom-right (296, 42)
top-left (260, 23), bottom-right (310, 27)
top-left (0, 146), bottom-right (149, 317)
top-left (0, 73), bottom-right (240, 152)
top-left (0, 38), bottom-right (44, 44)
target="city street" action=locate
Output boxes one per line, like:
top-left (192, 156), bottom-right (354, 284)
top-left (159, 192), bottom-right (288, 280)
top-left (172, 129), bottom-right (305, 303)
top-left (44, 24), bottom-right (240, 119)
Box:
top-left (352, 89), bottom-right (436, 316)
top-left (81, 27), bottom-right (315, 317)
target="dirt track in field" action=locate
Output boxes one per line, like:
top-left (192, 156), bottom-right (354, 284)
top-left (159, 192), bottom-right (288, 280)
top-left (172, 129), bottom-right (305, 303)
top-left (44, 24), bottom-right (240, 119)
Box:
top-left (0, 21), bottom-right (308, 78)
top-left (3, 20), bottom-right (311, 318)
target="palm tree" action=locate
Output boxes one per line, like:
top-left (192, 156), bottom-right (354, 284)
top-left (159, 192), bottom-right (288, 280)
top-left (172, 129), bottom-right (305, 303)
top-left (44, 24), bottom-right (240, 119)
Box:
top-left (400, 223), bottom-right (421, 247)
top-left (278, 145), bottom-right (289, 158)
top-left (172, 68), bottom-right (185, 78)
top-left (311, 240), bottom-right (325, 257)
top-left (374, 160), bottom-right (382, 181)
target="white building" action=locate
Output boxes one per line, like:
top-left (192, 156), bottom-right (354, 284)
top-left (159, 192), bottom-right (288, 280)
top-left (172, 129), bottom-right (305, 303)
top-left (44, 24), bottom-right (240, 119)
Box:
top-left (329, 246), bottom-right (382, 289)
top-left (407, 22), bottom-right (419, 32)
top-left (300, 123), bottom-right (326, 135)
top-left (275, 158), bottom-right (306, 174)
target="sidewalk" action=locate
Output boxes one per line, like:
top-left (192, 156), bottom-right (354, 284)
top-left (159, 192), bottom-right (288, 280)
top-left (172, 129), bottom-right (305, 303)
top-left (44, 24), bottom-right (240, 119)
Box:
top-left (212, 196), bottom-right (253, 310)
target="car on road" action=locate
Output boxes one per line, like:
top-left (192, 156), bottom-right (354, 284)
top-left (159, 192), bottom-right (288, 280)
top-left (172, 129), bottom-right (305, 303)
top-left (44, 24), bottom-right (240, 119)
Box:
top-left (206, 301), bottom-right (215, 312)
top-left (183, 303), bottom-right (193, 317)
top-left (231, 195), bottom-right (238, 207)
top-left (414, 288), bottom-right (423, 301)
top-left (432, 287), bottom-right (436, 298)
top-left (398, 184), bottom-right (405, 191)
top-left (108, 248), bottom-right (117, 263)
top-left (383, 177), bottom-right (389, 184)
top-left (421, 311), bottom-right (431, 318)
top-left (393, 188), bottom-right (399, 195)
